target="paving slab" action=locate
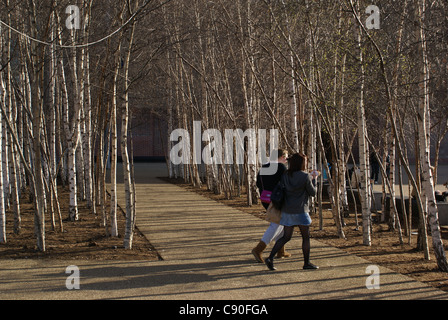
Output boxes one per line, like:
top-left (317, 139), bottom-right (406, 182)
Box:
top-left (0, 163), bottom-right (447, 301)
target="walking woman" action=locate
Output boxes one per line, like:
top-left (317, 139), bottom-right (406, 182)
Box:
top-left (265, 153), bottom-right (319, 271)
top-left (252, 148), bottom-right (291, 263)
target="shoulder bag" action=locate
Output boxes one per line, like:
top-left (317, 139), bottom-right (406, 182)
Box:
top-left (270, 180), bottom-right (286, 210)
top-left (259, 175), bottom-right (272, 204)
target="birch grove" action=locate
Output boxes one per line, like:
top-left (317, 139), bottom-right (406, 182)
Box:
top-left (0, 0), bottom-right (447, 271)
top-left (162, 0), bottom-right (448, 271)
top-left (0, 0), bottom-right (153, 250)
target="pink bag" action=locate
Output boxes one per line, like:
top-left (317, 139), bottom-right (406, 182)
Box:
top-left (260, 190), bottom-right (272, 203)
top-left (259, 174), bottom-right (272, 203)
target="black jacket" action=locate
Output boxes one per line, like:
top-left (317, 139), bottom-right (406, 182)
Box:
top-left (256, 162), bottom-right (287, 193)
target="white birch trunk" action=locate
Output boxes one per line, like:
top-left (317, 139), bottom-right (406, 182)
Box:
top-left (28, 1), bottom-right (46, 251)
top-left (123, 14), bottom-right (137, 249)
top-left (280, 0), bottom-right (299, 153)
top-left (66, 106), bottom-right (80, 222)
top-left (357, 25), bottom-right (371, 246)
top-left (0, 71), bottom-right (5, 243)
top-left (417, 0), bottom-right (448, 271)
top-left (0, 21), bottom-right (8, 242)
top-left (2, 122), bottom-right (8, 212)
top-left (110, 99), bottom-right (119, 237)
top-left (237, 0), bottom-right (258, 206)
top-left (47, 18), bottom-right (58, 231)
top-left (57, 18), bottom-right (81, 221)
top-left (9, 135), bottom-right (20, 234)
top-left (388, 136), bottom-right (397, 229)
top-left (110, 38), bottom-right (122, 237)
top-left (81, 10), bottom-right (93, 211)
top-left (339, 54), bottom-right (348, 214)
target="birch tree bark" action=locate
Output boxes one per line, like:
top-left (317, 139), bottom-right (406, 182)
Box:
top-left (416, 0), bottom-right (448, 271)
top-left (110, 51), bottom-right (120, 238)
top-left (348, 0), bottom-right (446, 265)
top-left (110, 16), bottom-right (125, 237)
top-left (356, 21), bottom-right (371, 246)
top-left (280, 0), bottom-right (299, 153)
top-left (55, 11), bottom-right (81, 222)
top-left (81, 2), bottom-right (94, 212)
top-left (122, 1), bottom-right (138, 249)
top-left (28, 0), bottom-right (46, 251)
top-left (0, 57), bottom-right (5, 243)
top-left (9, 129), bottom-right (20, 234)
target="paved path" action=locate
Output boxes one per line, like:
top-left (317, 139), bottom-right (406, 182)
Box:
top-left (0, 163), bottom-right (447, 301)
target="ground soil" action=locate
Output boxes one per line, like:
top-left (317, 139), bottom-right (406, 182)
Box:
top-left (0, 187), bottom-right (160, 261)
top-left (162, 178), bottom-right (448, 293)
top-left (1, 179), bottom-right (447, 295)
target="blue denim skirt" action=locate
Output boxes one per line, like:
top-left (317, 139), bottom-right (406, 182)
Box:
top-left (280, 212), bottom-right (312, 227)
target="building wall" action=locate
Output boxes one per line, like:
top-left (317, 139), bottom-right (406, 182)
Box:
top-left (438, 137), bottom-right (448, 165)
top-left (118, 111), bottom-right (167, 162)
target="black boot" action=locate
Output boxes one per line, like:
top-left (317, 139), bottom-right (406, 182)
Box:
top-left (265, 257), bottom-right (276, 271)
top-left (303, 262), bottom-right (319, 270)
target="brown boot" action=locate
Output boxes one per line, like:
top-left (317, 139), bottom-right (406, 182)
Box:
top-left (251, 241), bottom-right (267, 263)
top-left (276, 246), bottom-right (292, 259)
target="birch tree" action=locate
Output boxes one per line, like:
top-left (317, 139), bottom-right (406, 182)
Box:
top-left (81, 2), bottom-right (94, 213)
top-left (356, 18), bottom-right (371, 246)
top-left (0, 48), bottom-right (5, 243)
top-left (122, 0), bottom-right (138, 249)
top-left (416, 0), bottom-right (448, 271)
top-left (54, 8), bottom-right (82, 222)
top-left (109, 39), bottom-right (121, 237)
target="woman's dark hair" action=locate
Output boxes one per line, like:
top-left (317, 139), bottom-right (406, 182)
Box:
top-left (287, 153), bottom-right (307, 176)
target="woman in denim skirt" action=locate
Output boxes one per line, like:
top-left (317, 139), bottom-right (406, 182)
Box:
top-left (265, 153), bottom-right (319, 271)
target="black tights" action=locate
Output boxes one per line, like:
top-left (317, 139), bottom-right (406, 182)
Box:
top-left (268, 225), bottom-right (311, 265)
